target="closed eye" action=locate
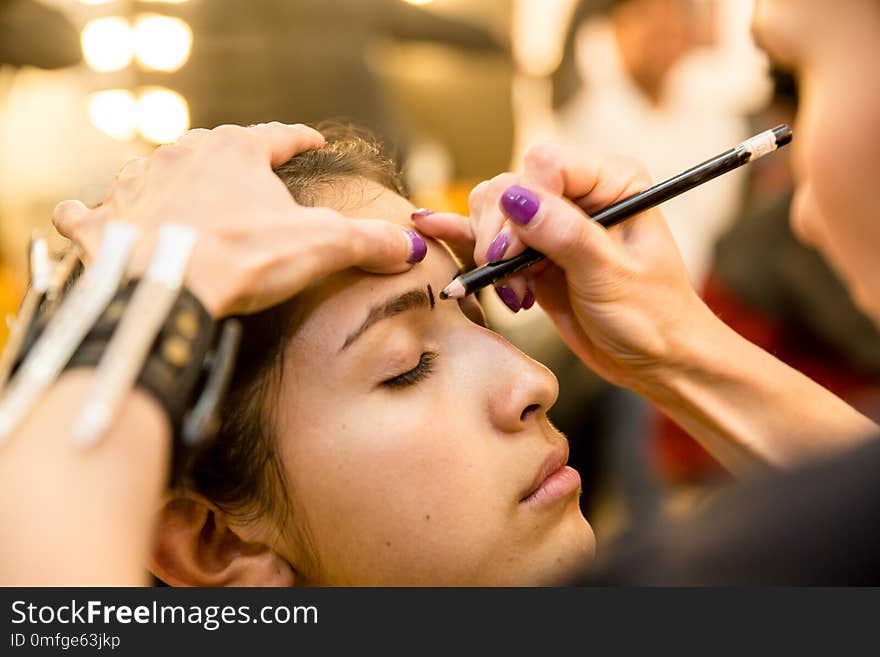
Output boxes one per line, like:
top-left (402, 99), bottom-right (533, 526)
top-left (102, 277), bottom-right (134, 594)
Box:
top-left (381, 352), bottom-right (438, 389)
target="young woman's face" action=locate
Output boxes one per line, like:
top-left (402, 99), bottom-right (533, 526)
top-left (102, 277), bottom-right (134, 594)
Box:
top-left (271, 181), bottom-right (595, 585)
top-left (753, 0), bottom-right (880, 321)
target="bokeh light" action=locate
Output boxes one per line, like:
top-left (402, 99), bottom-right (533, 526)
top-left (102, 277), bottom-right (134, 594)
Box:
top-left (87, 89), bottom-right (138, 140)
top-left (136, 87), bottom-right (190, 144)
top-left (134, 14), bottom-right (193, 72)
top-left (81, 17), bottom-right (134, 72)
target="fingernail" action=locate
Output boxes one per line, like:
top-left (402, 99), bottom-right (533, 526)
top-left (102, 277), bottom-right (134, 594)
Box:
top-left (500, 185), bottom-right (540, 226)
top-left (495, 285), bottom-right (522, 313)
top-left (405, 230), bottom-right (428, 263)
top-left (411, 208), bottom-right (435, 220)
top-left (522, 286), bottom-right (536, 310)
top-left (485, 232), bottom-right (510, 263)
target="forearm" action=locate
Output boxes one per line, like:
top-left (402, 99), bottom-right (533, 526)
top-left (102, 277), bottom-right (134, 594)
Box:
top-left (637, 310), bottom-right (879, 477)
top-left (0, 370), bottom-right (171, 585)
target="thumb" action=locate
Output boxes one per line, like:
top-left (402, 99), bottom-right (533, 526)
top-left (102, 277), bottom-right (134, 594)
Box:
top-left (345, 218), bottom-right (428, 274)
top-left (497, 184), bottom-right (624, 272)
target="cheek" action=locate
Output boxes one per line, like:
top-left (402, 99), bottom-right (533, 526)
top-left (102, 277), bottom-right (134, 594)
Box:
top-left (274, 358), bottom-right (506, 542)
top-left (791, 69), bottom-right (880, 281)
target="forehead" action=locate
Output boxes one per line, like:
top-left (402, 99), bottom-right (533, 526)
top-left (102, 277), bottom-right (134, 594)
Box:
top-left (329, 178), bottom-right (417, 226)
top-left (289, 180), bottom-right (459, 348)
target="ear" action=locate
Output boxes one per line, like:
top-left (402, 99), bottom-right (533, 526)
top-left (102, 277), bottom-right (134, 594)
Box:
top-left (149, 492), bottom-right (297, 587)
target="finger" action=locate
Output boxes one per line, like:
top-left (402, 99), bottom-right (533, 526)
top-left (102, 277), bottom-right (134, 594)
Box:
top-left (523, 275), bottom-right (537, 311)
top-left (484, 220), bottom-right (528, 264)
top-left (498, 183), bottom-right (625, 273)
top-left (343, 217), bottom-right (426, 274)
top-left (477, 175), bottom-right (528, 264)
top-left (520, 143), bottom-right (581, 195)
top-left (473, 173), bottom-right (522, 266)
top-left (51, 200), bottom-right (104, 264)
top-left (576, 155), bottom-right (652, 216)
top-left (246, 122), bottom-right (326, 167)
top-left (225, 214), bottom-right (425, 314)
top-left (467, 180), bottom-right (491, 212)
top-left (51, 200), bottom-right (90, 239)
top-left (522, 144), bottom-right (652, 214)
top-left (494, 274), bottom-right (529, 314)
top-left (411, 210), bottom-right (476, 268)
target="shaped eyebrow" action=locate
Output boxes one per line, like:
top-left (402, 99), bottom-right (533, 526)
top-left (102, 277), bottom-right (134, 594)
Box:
top-left (340, 285), bottom-right (434, 352)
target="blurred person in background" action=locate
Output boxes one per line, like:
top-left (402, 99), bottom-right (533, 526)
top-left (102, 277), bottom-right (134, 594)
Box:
top-left (551, 0), bottom-right (752, 284)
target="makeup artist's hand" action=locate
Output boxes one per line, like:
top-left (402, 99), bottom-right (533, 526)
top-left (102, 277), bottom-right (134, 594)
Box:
top-left (414, 143), bottom-right (715, 391)
top-left (51, 122), bottom-right (426, 318)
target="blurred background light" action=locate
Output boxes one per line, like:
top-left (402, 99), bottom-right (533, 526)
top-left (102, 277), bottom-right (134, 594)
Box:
top-left (81, 16), bottom-right (133, 72)
top-left (134, 14), bottom-right (193, 72)
top-left (87, 89), bottom-right (138, 140)
top-left (136, 87), bottom-right (190, 144)
top-left (513, 0), bottom-right (576, 76)
top-left (402, 0), bottom-right (435, 5)
top-left (78, 1), bottom-right (118, 5)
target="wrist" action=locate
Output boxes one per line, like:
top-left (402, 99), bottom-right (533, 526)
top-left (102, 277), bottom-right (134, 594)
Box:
top-left (60, 278), bottom-right (237, 485)
top-left (622, 298), bottom-right (738, 401)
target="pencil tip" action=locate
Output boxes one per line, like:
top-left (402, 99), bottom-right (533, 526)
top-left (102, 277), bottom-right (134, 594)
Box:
top-left (440, 278), bottom-right (466, 300)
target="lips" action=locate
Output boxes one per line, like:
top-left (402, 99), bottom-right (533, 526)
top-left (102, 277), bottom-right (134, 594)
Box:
top-left (520, 444), bottom-right (570, 503)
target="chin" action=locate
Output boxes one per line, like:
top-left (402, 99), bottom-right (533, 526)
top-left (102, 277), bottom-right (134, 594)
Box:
top-left (555, 516), bottom-right (597, 583)
top-left (518, 514), bottom-right (597, 586)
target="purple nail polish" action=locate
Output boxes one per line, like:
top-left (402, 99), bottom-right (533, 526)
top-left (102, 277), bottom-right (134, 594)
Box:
top-left (495, 285), bottom-right (522, 313)
top-left (500, 185), bottom-right (540, 226)
top-left (405, 230), bottom-right (427, 263)
top-left (411, 208), bottom-right (435, 220)
top-left (522, 287), bottom-right (536, 310)
top-left (486, 232), bottom-right (510, 263)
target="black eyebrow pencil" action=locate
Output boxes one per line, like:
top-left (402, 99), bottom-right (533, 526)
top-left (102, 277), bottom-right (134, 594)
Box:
top-left (440, 124), bottom-right (792, 300)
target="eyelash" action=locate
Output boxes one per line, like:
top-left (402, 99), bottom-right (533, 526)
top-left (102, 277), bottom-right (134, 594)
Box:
top-left (381, 351), bottom-right (438, 389)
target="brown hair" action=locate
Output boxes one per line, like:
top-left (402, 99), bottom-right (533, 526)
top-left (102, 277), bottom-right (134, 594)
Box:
top-left (183, 123), bottom-right (406, 536)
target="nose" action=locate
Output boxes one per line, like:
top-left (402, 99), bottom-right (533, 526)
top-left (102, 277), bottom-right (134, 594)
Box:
top-left (484, 333), bottom-right (559, 434)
